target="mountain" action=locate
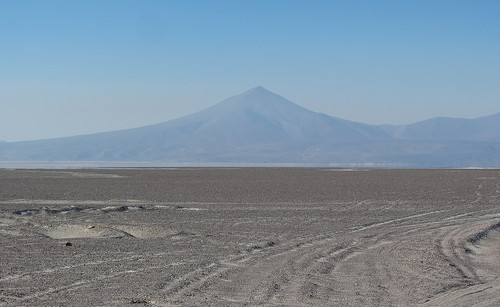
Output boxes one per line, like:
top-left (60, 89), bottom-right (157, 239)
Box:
top-left (381, 112), bottom-right (500, 141)
top-left (147, 86), bottom-right (391, 144)
top-left (0, 87), bottom-right (499, 167)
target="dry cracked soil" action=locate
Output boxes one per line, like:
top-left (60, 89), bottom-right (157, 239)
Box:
top-left (1, 167), bottom-right (500, 306)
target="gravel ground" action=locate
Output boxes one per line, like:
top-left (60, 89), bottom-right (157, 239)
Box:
top-left (1, 168), bottom-right (499, 306)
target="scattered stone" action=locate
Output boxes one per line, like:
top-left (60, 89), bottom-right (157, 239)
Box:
top-left (127, 298), bottom-right (148, 304)
top-left (65, 242), bottom-right (72, 246)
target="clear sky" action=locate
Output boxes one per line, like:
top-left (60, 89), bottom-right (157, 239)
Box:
top-left (1, 0), bottom-right (499, 142)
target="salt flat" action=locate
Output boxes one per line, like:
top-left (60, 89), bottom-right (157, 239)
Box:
top-left (1, 168), bottom-right (499, 306)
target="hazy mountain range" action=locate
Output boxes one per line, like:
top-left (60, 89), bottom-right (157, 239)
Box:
top-left (1, 86), bottom-right (499, 167)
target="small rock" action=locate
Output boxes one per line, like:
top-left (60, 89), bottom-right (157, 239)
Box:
top-left (266, 241), bottom-right (276, 247)
top-left (65, 242), bottom-right (72, 246)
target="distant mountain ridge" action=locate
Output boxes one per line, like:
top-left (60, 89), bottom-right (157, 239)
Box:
top-left (381, 112), bottom-right (500, 141)
top-left (1, 87), bottom-right (499, 167)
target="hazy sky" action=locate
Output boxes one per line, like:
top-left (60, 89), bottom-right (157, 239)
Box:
top-left (2, 0), bottom-right (499, 142)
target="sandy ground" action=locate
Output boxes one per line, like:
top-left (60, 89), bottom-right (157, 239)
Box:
top-left (0, 168), bottom-right (499, 306)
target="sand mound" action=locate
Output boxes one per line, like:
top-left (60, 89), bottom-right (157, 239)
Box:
top-left (44, 224), bottom-right (129, 239)
top-left (112, 225), bottom-right (173, 238)
top-left (42, 224), bottom-right (174, 239)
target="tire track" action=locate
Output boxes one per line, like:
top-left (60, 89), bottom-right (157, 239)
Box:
top-left (159, 232), bottom-right (340, 303)
top-left (3, 259), bottom-right (192, 304)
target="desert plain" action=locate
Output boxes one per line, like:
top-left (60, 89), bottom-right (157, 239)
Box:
top-left (0, 167), bottom-right (499, 306)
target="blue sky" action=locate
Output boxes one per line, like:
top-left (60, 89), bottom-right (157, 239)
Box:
top-left (1, 0), bottom-right (499, 142)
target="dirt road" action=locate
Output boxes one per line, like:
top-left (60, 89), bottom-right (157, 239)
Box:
top-left (1, 168), bottom-right (499, 306)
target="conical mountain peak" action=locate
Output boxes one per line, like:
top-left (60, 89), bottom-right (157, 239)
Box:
top-left (244, 86), bottom-right (269, 94)
top-left (213, 86), bottom-right (311, 117)
top-left (237, 86), bottom-right (279, 101)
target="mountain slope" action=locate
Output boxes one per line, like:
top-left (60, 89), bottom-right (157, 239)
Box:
top-left (0, 87), bottom-right (390, 162)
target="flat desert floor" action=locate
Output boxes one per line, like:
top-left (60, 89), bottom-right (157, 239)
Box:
top-left (1, 168), bottom-right (499, 306)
